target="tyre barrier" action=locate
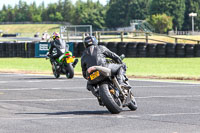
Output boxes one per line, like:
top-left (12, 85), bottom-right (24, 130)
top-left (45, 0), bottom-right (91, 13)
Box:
top-left (0, 43), bottom-right (36, 57)
top-left (175, 43), bottom-right (185, 57)
top-left (0, 44), bottom-right (2, 57)
top-left (77, 42), bottom-right (85, 57)
top-left (194, 45), bottom-right (200, 57)
top-left (0, 42), bottom-right (200, 58)
top-left (126, 42), bottom-right (137, 57)
top-left (73, 42), bottom-right (79, 57)
top-left (2, 34), bottom-right (17, 37)
top-left (137, 42), bottom-right (147, 57)
top-left (117, 42), bottom-right (127, 56)
top-left (185, 44), bottom-right (195, 57)
top-left (27, 43), bottom-right (35, 58)
top-left (166, 43), bottom-right (176, 57)
top-left (107, 42), bottom-right (118, 53)
top-left (156, 43), bottom-right (166, 57)
top-left (146, 43), bottom-right (157, 57)
top-left (12, 43), bottom-right (18, 57)
top-left (2, 43), bottom-right (8, 57)
top-left (17, 43), bottom-right (23, 57)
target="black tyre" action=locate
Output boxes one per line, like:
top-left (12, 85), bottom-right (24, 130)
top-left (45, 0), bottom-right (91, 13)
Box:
top-left (166, 43), bottom-right (176, 57)
top-left (127, 92), bottom-right (137, 111)
top-left (52, 63), bottom-right (60, 78)
top-left (126, 42), bottom-right (137, 57)
top-left (99, 84), bottom-right (122, 114)
top-left (66, 63), bottom-right (74, 79)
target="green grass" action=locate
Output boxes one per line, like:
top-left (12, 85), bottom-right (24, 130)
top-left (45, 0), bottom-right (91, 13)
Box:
top-left (0, 58), bottom-right (200, 80)
top-left (124, 58), bottom-right (200, 79)
top-left (0, 24), bottom-right (60, 37)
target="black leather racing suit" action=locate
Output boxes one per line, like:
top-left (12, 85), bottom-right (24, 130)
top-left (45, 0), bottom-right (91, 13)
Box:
top-left (49, 39), bottom-right (66, 59)
top-left (81, 44), bottom-right (125, 91)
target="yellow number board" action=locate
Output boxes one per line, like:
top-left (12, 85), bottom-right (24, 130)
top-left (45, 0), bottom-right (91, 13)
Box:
top-left (90, 71), bottom-right (100, 80)
top-left (66, 57), bottom-right (74, 63)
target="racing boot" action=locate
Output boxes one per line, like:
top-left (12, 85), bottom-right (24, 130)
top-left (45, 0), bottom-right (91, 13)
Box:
top-left (117, 68), bottom-right (131, 89)
top-left (72, 59), bottom-right (79, 68)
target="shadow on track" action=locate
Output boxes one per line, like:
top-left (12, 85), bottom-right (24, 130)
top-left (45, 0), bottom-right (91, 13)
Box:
top-left (16, 110), bottom-right (110, 115)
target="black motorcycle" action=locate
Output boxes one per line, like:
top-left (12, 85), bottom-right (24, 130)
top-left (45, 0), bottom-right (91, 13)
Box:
top-left (86, 55), bottom-right (137, 114)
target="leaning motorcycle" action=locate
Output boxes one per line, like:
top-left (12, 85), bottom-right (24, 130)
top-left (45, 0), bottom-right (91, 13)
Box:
top-left (47, 51), bottom-right (78, 79)
top-left (86, 55), bottom-right (137, 114)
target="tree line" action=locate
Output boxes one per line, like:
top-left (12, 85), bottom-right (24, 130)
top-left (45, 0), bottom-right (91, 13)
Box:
top-left (0, 0), bottom-right (199, 33)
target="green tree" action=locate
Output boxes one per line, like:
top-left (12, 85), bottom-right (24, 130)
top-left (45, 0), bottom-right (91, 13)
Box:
top-left (73, 0), bottom-right (106, 29)
top-left (54, 12), bottom-right (63, 21)
top-left (149, 0), bottom-right (185, 30)
top-left (42, 3), bottom-right (63, 21)
top-left (106, 0), bottom-right (151, 28)
top-left (129, 0), bottom-right (152, 20)
top-left (147, 14), bottom-right (173, 33)
top-left (14, 0), bottom-right (30, 21)
top-left (62, 0), bottom-right (74, 23)
top-left (0, 5), bottom-right (8, 22)
top-left (106, 0), bottom-right (131, 28)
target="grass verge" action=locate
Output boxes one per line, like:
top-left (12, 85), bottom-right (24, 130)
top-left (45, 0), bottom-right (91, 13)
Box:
top-left (0, 58), bottom-right (200, 80)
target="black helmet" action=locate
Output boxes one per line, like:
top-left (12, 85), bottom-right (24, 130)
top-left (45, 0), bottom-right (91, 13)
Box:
top-left (83, 36), bottom-right (98, 48)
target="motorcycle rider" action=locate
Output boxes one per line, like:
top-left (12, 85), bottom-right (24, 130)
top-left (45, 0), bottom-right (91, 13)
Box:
top-left (47, 32), bottom-right (69, 65)
top-left (81, 36), bottom-right (131, 95)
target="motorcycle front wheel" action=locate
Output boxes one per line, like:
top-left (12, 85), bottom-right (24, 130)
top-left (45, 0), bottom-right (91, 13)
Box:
top-left (52, 63), bottom-right (60, 78)
top-left (99, 84), bottom-right (122, 114)
top-left (127, 92), bottom-right (137, 111)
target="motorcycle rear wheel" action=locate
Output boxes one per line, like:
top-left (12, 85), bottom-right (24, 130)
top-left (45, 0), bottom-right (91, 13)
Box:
top-left (65, 63), bottom-right (74, 79)
top-left (99, 84), bottom-right (122, 114)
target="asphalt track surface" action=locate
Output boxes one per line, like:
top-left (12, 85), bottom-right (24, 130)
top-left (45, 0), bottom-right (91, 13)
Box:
top-left (0, 73), bottom-right (200, 133)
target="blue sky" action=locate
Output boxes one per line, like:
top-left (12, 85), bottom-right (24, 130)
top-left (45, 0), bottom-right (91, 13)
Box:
top-left (0, 0), bottom-right (107, 8)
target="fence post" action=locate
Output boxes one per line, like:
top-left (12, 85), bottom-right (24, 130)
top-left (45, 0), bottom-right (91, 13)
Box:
top-left (67, 30), bottom-right (69, 42)
top-left (98, 32), bottom-right (101, 42)
top-left (95, 31), bottom-right (98, 39)
top-left (175, 38), bottom-right (178, 44)
top-left (121, 32), bottom-right (124, 42)
top-left (145, 33), bottom-right (148, 44)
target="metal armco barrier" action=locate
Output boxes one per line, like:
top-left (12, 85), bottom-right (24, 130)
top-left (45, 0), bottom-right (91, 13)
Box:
top-left (0, 42), bottom-right (200, 58)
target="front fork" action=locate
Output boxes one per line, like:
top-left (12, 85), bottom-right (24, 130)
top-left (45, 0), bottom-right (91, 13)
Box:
top-left (112, 77), bottom-right (126, 97)
top-left (112, 77), bottom-right (132, 106)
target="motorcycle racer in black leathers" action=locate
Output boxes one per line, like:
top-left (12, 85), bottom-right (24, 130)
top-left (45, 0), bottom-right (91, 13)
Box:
top-left (48, 32), bottom-right (67, 60)
top-left (81, 36), bottom-right (131, 96)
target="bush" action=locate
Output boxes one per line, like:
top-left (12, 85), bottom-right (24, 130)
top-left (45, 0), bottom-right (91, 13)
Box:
top-left (147, 14), bottom-right (173, 34)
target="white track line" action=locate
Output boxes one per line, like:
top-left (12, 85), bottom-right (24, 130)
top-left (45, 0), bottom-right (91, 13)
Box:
top-left (0, 87), bottom-right (85, 91)
top-left (0, 94), bottom-right (200, 102)
top-left (0, 79), bottom-right (81, 84)
top-left (0, 98), bottom-right (96, 102)
top-left (134, 85), bottom-right (200, 88)
top-left (136, 95), bottom-right (200, 99)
